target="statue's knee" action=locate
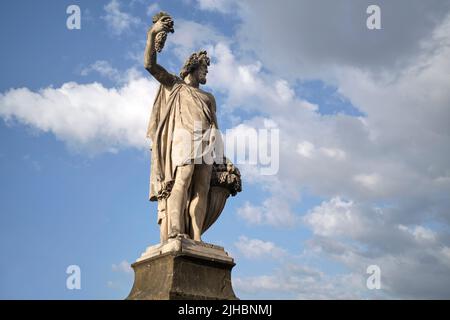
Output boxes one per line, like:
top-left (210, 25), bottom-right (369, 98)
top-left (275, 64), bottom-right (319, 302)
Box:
top-left (173, 180), bottom-right (189, 192)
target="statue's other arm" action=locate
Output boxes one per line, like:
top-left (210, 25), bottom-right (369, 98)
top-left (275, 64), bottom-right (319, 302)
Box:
top-left (208, 93), bottom-right (219, 129)
top-left (144, 18), bottom-right (176, 88)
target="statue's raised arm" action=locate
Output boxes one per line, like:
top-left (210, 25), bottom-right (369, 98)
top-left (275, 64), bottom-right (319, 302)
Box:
top-left (144, 12), bottom-right (176, 88)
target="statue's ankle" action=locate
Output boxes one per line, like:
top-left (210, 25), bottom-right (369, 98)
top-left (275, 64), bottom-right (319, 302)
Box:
top-left (168, 231), bottom-right (179, 239)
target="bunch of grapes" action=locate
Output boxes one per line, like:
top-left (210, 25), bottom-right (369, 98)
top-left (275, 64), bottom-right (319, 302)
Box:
top-left (155, 31), bottom-right (167, 53)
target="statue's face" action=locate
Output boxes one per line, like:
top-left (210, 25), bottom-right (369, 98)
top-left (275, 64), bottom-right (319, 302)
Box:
top-left (194, 62), bottom-right (208, 85)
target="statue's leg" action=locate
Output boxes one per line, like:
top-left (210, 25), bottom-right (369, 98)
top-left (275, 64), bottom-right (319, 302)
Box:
top-left (188, 164), bottom-right (212, 241)
top-left (158, 199), bottom-right (168, 243)
top-left (167, 164), bottom-right (195, 238)
top-left (160, 216), bottom-right (168, 243)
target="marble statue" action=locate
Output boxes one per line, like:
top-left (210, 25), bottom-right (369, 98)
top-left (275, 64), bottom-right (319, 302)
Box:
top-left (144, 12), bottom-right (241, 243)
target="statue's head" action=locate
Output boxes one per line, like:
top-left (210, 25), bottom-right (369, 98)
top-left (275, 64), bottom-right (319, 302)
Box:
top-left (180, 50), bottom-right (210, 85)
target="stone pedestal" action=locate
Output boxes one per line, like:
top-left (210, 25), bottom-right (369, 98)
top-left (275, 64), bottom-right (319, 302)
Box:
top-left (127, 237), bottom-right (238, 300)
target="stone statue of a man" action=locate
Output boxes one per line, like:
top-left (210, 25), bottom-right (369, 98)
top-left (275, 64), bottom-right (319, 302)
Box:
top-left (145, 12), bottom-right (236, 243)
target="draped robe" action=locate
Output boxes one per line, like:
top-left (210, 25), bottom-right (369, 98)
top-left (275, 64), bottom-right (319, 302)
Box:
top-left (146, 78), bottom-right (219, 226)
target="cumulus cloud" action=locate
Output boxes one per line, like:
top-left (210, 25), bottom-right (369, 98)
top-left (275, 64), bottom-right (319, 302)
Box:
top-left (191, 4), bottom-right (450, 298)
top-left (215, 8), bottom-right (450, 214)
top-left (207, 43), bottom-right (317, 115)
top-left (112, 260), bottom-right (133, 274)
top-left (304, 197), bottom-right (357, 238)
top-left (303, 196), bottom-right (450, 298)
top-left (109, 259), bottom-right (133, 291)
top-left (81, 60), bottom-right (122, 82)
top-left (234, 236), bottom-right (287, 259)
top-left (146, 3), bottom-right (161, 17)
top-left (168, 19), bottom-right (227, 62)
top-left (80, 60), bottom-right (142, 85)
top-left (235, 259), bottom-right (373, 299)
top-left (0, 72), bottom-right (158, 153)
top-left (204, 40), bottom-right (450, 302)
top-left (237, 197), bottom-right (299, 228)
top-left (2, 3), bottom-right (450, 298)
top-left (297, 141), bottom-right (346, 160)
top-left (196, 0), bottom-right (234, 13)
top-left (102, 0), bottom-right (141, 36)
top-left (234, 0), bottom-right (450, 79)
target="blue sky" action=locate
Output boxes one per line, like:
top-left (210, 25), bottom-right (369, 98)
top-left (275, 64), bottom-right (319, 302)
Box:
top-left (1, 0), bottom-right (450, 299)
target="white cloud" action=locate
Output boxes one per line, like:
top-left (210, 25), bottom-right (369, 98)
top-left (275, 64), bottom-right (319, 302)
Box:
top-left (108, 259), bottom-right (133, 292)
top-left (80, 60), bottom-right (122, 82)
top-left (80, 60), bottom-right (142, 85)
top-left (216, 8), bottom-right (450, 216)
top-left (304, 197), bottom-right (357, 238)
top-left (112, 260), bottom-right (133, 274)
top-left (224, 17), bottom-right (450, 293)
top-left (196, 0), bottom-right (234, 13)
top-left (81, 60), bottom-right (121, 81)
top-left (205, 38), bottom-right (448, 300)
top-left (353, 173), bottom-right (381, 191)
top-left (296, 141), bottom-right (315, 158)
top-left (320, 147), bottom-right (346, 160)
top-left (302, 196), bottom-right (450, 298)
top-left (236, 201), bottom-right (262, 225)
top-left (275, 80), bottom-right (295, 102)
top-left (234, 236), bottom-right (286, 260)
top-left (0, 73), bottom-right (159, 153)
top-left (235, 0), bottom-right (450, 78)
top-left (130, 0), bottom-right (146, 6)
top-left (235, 262), bottom-right (372, 299)
top-left (398, 225), bottom-right (437, 243)
top-left (102, 0), bottom-right (141, 36)
top-left (237, 197), bottom-right (299, 228)
top-left (169, 19), bottom-right (226, 62)
top-left (146, 3), bottom-right (161, 17)
top-left (297, 142), bottom-right (347, 160)
top-left (207, 42), bottom-right (317, 116)
top-left (307, 235), bottom-right (450, 299)
top-left (441, 247), bottom-right (450, 268)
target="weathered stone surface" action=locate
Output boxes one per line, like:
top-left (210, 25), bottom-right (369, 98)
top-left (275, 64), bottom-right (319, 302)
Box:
top-left (127, 12), bottom-right (242, 300)
top-left (145, 12), bottom-right (242, 243)
top-left (127, 238), bottom-right (238, 300)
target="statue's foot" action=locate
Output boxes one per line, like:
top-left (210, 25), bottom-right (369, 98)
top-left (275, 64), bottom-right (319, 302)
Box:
top-left (168, 232), bottom-right (191, 240)
top-left (168, 231), bottom-right (179, 239)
